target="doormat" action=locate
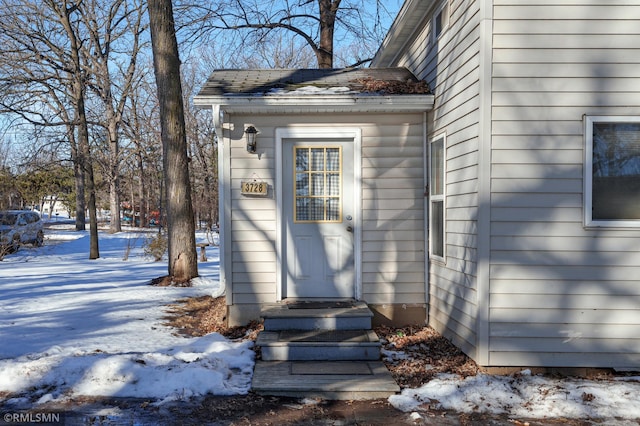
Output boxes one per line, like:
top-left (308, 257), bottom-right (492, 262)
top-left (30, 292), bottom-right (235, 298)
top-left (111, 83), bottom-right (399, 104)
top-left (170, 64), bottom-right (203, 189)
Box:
top-left (287, 301), bottom-right (355, 310)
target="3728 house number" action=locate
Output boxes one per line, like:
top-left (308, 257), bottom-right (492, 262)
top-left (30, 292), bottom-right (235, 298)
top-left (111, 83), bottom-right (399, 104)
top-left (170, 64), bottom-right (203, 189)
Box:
top-left (241, 180), bottom-right (268, 196)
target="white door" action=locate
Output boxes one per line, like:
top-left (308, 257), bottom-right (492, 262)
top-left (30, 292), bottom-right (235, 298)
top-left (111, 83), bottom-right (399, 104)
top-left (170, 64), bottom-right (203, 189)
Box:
top-left (282, 139), bottom-right (355, 299)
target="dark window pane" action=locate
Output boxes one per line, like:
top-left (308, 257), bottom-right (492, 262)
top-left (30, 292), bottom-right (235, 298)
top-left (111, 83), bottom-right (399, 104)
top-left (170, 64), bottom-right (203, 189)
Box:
top-left (592, 122), bottom-right (640, 220)
top-left (431, 201), bottom-right (444, 257)
top-left (430, 138), bottom-right (444, 196)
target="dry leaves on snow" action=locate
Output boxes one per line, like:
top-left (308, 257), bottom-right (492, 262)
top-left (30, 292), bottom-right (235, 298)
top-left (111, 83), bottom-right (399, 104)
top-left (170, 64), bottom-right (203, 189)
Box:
top-left (375, 324), bottom-right (479, 388)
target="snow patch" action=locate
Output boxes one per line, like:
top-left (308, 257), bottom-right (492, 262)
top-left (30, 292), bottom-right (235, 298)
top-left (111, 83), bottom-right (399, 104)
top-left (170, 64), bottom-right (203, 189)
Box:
top-left (389, 372), bottom-right (640, 420)
top-left (0, 229), bottom-right (250, 404)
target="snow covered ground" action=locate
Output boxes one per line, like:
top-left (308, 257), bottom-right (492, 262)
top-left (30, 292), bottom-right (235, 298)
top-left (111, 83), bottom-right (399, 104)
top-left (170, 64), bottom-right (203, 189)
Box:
top-left (0, 225), bottom-right (254, 406)
top-left (1, 225), bottom-right (639, 423)
top-left (389, 370), bottom-right (640, 422)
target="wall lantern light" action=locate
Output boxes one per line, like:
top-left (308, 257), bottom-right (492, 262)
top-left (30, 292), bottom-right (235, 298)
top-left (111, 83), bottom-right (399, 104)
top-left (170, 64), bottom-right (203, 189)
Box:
top-left (245, 126), bottom-right (258, 153)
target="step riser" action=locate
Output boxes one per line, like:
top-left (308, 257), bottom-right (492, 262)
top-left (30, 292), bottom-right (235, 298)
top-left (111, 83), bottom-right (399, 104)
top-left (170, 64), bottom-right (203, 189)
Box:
top-left (264, 317), bottom-right (371, 331)
top-left (261, 345), bottom-right (380, 361)
top-left (254, 303), bottom-right (398, 400)
top-left (252, 361), bottom-right (400, 400)
top-left (253, 389), bottom-right (395, 400)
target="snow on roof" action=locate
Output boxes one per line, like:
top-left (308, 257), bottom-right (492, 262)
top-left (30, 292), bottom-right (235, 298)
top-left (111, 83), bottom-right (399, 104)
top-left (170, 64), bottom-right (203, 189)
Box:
top-left (196, 67), bottom-right (430, 98)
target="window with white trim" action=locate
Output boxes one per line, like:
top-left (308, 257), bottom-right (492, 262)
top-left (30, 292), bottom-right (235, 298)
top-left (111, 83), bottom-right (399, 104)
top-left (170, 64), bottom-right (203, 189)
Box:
top-left (432, 1), bottom-right (449, 43)
top-left (430, 134), bottom-right (445, 258)
top-left (585, 116), bottom-right (640, 227)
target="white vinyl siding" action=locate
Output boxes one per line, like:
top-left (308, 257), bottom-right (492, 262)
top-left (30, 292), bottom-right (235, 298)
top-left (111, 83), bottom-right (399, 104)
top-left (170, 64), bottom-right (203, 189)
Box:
top-left (377, 0), bottom-right (482, 358)
top-left (584, 116), bottom-right (640, 227)
top-left (360, 114), bottom-right (427, 305)
top-left (226, 116), bottom-right (278, 304)
top-left (225, 114), bottom-right (426, 308)
top-left (490, 0), bottom-right (640, 368)
top-left (372, 0), bottom-right (640, 369)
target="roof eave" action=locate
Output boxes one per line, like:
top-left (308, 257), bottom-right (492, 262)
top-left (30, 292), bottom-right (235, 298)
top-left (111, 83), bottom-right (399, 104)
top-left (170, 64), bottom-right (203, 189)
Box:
top-left (372, 0), bottom-right (437, 66)
top-left (193, 94), bottom-right (434, 114)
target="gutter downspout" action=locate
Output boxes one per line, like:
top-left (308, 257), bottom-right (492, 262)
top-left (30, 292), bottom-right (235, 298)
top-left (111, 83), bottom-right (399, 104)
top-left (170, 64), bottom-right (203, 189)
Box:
top-left (212, 105), bottom-right (231, 307)
top-left (423, 111), bottom-right (430, 324)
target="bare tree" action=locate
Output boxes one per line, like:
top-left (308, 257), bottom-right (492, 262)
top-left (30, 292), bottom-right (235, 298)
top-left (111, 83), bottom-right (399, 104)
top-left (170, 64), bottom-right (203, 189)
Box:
top-left (82, 0), bottom-right (148, 233)
top-left (0, 0), bottom-right (100, 258)
top-left (181, 59), bottom-right (218, 230)
top-left (175, 0), bottom-right (393, 68)
top-left (58, 1), bottom-right (100, 259)
top-left (121, 61), bottom-right (162, 229)
top-left (148, 0), bottom-right (198, 281)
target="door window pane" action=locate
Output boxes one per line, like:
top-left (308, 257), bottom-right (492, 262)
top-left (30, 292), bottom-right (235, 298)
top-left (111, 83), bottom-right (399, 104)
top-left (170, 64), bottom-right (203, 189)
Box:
top-left (311, 173), bottom-right (324, 196)
top-left (296, 149), bottom-right (309, 171)
top-left (296, 174), bottom-right (309, 196)
top-left (327, 173), bottom-right (340, 196)
top-left (311, 148), bottom-right (325, 171)
top-left (326, 148), bottom-right (340, 171)
top-left (310, 198), bottom-right (325, 221)
top-left (327, 198), bottom-right (340, 221)
top-left (294, 146), bottom-right (342, 222)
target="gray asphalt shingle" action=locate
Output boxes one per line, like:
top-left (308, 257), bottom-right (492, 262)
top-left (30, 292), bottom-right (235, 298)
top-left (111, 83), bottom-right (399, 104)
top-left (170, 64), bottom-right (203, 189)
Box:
top-left (197, 68), bottom-right (428, 97)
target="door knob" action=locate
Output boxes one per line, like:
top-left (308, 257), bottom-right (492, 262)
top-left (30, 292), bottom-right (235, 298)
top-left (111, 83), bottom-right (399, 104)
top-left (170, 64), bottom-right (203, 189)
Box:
top-left (346, 226), bottom-right (353, 233)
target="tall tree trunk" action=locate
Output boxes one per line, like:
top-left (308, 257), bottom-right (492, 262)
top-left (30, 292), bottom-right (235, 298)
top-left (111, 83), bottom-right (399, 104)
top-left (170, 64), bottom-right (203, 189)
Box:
top-left (74, 68), bottom-right (100, 259)
top-left (136, 148), bottom-right (148, 227)
top-left (148, 0), bottom-right (198, 281)
top-left (317, 0), bottom-right (339, 68)
top-left (107, 118), bottom-right (122, 233)
top-left (69, 128), bottom-right (87, 231)
top-left (60, 1), bottom-right (99, 258)
top-left (71, 71), bottom-right (99, 258)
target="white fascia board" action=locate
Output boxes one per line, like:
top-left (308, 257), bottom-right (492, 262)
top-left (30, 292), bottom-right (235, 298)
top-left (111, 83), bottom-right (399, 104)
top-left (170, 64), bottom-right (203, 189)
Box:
top-left (193, 94), bottom-right (434, 114)
top-left (372, 0), bottom-right (436, 66)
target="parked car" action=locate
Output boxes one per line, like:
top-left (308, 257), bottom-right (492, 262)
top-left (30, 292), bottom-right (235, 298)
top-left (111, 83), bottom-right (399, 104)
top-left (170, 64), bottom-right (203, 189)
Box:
top-left (0, 210), bottom-right (44, 255)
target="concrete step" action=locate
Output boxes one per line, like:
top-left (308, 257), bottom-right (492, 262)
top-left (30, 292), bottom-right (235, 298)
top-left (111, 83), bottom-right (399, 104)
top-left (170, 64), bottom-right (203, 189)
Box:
top-left (252, 361), bottom-right (400, 400)
top-left (257, 329), bottom-right (381, 361)
top-left (261, 301), bottom-right (373, 331)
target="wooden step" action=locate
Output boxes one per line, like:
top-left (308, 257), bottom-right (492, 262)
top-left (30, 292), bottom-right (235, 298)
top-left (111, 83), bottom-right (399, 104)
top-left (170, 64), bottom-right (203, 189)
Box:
top-left (252, 361), bottom-right (400, 400)
top-left (257, 329), bottom-right (381, 361)
top-left (261, 301), bottom-right (373, 331)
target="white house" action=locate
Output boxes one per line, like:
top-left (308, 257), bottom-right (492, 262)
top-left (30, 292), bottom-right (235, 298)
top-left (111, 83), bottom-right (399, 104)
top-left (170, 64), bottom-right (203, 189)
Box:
top-left (195, 0), bottom-right (640, 370)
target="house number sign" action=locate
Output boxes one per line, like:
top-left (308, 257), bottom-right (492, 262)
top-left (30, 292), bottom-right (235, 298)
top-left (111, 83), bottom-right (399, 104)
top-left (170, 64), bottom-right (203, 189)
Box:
top-left (241, 180), bottom-right (268, 196)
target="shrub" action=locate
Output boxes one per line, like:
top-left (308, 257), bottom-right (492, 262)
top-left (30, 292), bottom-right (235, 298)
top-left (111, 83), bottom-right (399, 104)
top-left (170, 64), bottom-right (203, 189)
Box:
top-left (144, 232), bottom-right (167, 261)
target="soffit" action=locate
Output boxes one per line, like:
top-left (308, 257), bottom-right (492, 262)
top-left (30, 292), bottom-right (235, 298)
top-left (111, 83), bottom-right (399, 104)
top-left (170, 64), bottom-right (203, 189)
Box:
top-left (372, 0), bottom-right (437, 66)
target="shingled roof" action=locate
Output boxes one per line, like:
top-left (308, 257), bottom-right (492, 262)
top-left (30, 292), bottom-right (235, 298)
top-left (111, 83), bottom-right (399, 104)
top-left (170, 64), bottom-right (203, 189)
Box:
top-left (194, 67), bottom-right (434, 114)
top-left (197, 68), bottom-right (430, 97)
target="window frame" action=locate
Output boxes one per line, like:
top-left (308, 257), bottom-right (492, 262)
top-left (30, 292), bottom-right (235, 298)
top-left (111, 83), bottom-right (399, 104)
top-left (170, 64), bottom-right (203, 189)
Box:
top-left (429, 133), bottom-right (446, 260)
top-left (584, 115), bottom-right (640, 228)
top-left (431, 0), bottom-right (450, 45)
